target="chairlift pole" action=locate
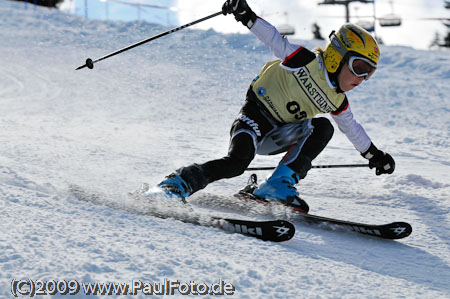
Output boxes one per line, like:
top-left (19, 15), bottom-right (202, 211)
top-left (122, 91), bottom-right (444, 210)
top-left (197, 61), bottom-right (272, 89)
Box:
top-left (373, 0), bottom-right (377, 37)
top-left (345, 3), bottom-right (350, 22)
top-left (318, 0), bottom-right (374, 23)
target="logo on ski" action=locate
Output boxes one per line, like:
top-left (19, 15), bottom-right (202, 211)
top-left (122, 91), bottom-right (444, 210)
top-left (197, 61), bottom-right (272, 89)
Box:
top-left (274, 225), bottom-right (291, 237)
top-left (391, 226), bottom-right (407, 236)
top-left (223, 219), bottom-right (295, 242)
top-left (232, 224), bottom-right (263, 236)
top-left (351, 225), bottom-right (382, 236)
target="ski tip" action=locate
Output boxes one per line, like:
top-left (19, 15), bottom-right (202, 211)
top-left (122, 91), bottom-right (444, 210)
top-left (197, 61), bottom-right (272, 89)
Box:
top-left (274, 220), bottom-right (296, 242)
top-left (384, 221), bottom-right (412, 239)
top-left (262, 219), bottom-right (296, 242)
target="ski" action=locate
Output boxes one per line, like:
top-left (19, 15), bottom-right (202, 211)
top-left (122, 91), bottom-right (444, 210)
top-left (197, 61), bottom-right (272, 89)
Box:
top-left (284, 210), bottom-right (411, 240)
top-left (235, 190), bottom-right (412, 240)
top-left (231, 173), bottom-right (412, 240)
top-left (68, 185), bottom-right (295, 242)
top-left (214, 218), bottom-right (295, 242)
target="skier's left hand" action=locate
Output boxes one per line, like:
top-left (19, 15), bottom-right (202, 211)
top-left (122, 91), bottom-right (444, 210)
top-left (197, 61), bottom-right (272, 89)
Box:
top-left (361, 143), bottom-right (395, 176)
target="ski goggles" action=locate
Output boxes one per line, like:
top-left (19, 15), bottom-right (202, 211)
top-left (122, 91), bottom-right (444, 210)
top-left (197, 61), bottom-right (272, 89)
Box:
top-left (347, 56), bottom-right (377, 80)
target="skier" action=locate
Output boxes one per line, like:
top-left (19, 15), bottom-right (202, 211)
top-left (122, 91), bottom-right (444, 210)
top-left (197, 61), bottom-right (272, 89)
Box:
top-left (145, 0), bottom-right (395, 212)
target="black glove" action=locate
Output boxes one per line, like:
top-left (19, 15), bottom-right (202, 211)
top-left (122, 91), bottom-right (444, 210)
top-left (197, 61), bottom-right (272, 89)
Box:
top-left (361, 143), bottom-right (395, 176)
top-left (222, 0), bottom-right (257, 29)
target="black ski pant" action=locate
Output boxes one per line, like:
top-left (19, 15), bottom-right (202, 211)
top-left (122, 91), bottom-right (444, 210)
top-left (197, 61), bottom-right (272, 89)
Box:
top-left (177, 89), bottom-right (334, 195)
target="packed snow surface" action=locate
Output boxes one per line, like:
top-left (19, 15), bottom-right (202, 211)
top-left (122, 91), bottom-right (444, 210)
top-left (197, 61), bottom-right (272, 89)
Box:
top-left (1, 1), bottom-right (449, 298)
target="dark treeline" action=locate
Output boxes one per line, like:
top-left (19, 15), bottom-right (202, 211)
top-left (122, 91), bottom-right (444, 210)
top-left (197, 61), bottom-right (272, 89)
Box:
top-left (11, 0), bottom-right (64, 8)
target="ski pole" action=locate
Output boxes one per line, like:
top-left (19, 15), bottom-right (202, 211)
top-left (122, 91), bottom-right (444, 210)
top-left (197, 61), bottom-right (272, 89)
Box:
top-left (246, 164), bottom-right (370, 171)
top-left (76, 11), bottom-right (223, 70)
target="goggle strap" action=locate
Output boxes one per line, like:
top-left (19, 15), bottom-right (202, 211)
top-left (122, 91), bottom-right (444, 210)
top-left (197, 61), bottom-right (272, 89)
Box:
top-left (330, 34), bottom-right (348, 58)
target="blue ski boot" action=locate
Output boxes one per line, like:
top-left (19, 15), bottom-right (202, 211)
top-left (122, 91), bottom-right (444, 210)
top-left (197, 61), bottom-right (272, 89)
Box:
top-left (253, 164), bottom-right (309, 213)
top-left (144, 172), bottom-right (191, 202)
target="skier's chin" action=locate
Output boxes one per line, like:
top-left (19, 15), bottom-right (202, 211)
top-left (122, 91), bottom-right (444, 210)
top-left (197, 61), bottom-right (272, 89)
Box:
top-left (342, 83), bottom-right (359, 92)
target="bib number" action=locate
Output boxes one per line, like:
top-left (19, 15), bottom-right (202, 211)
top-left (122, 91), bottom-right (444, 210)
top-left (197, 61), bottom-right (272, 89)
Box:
top-left (287, 102), bottom-right (307, 120)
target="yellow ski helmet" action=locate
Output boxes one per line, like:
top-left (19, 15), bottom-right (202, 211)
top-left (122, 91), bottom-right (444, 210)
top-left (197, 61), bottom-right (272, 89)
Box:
top-left (323, 23), bottom-right (380, 74)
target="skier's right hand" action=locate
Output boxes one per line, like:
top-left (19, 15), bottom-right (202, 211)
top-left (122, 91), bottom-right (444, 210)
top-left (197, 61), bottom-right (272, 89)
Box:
top-left (222, 0), bottom-right (257, 29)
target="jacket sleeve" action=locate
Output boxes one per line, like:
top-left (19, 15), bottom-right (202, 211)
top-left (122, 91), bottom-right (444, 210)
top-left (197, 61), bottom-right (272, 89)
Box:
top-left (249, 18), bottom-right (301, 60)
top-left (331, 105), bottom-right (372, 153)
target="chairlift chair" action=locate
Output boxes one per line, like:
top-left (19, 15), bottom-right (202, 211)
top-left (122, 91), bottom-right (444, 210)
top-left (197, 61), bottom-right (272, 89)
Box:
top-left (378, 14), bottom-right (402, 27)
top-left (277, 24), bottom-right (296, 35)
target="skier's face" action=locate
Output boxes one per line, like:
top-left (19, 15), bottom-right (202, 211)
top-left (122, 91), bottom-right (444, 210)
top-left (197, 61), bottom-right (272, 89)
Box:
top-left (337, 63), bottom-right (365, 92)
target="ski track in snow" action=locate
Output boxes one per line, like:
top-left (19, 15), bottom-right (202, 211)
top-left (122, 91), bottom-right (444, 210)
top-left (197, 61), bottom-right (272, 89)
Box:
top-left (1, 1), bottom-right (450, 298)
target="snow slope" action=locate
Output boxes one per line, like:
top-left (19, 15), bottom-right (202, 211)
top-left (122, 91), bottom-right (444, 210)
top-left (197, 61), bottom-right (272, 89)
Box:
top-left (1, 1), bottom-right (449, 297)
